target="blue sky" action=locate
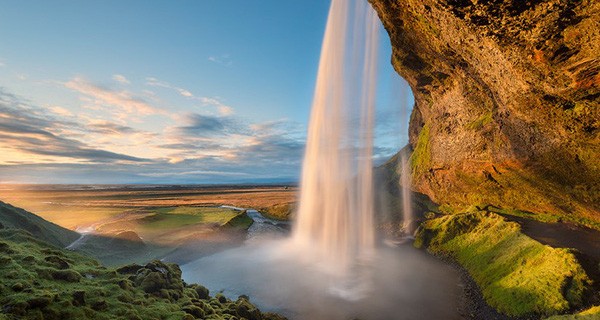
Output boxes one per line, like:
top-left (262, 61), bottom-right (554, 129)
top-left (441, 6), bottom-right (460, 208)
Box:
top-left (0, 0), bottom-right (413, 184)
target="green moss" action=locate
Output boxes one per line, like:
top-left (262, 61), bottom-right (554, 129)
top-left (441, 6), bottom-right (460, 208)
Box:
top-left (259, 203), bottom-right (295, 220)
top-left (410, 124), bottom-right (431, 179)
top-left (545, 305), bottom-right (600, 319)
top-left (465, 111), bottom-right (493, 130)
top-left (223, 211), bottom-right (254, 230)
top-left (0, 228), bottom-right (286, 320)
top-left (415, 212), bottom-right (592, 317)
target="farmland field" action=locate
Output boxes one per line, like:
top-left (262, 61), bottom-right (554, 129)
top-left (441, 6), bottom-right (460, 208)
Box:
top-left (0, 184), bottom-right (296, 265)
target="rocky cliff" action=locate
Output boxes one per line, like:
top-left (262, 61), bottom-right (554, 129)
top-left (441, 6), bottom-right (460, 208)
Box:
top-left (369, 0), bottom-right (599, 227)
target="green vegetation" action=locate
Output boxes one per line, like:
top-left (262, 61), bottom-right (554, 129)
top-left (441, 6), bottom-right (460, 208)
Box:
top-left (0, 228), bottom-right (285, 320)
top-left (415, 211), bottom-right (592, 317)
top-left (138, 207), bottom-right (240, 229)
top-left (259, 203), bottom-right (294, 220)
top-left (141, 207), bottom-right (241, 229)
top-left (223, 211), bottom-right (254, 230)
top-left (546, 306), bottom-right (600, 319)
top-left (0, 201), bottom-right (79, 247)
top-left (547, 306), bottom-right (600, 320)
top-left (465, 111), bottom-right (493, 130)
top-left (410, 124), bottom-right (431, 180)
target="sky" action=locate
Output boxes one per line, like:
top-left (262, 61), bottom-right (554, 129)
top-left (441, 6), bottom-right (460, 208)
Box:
top-left (0, 0), bottom-right (413, 184)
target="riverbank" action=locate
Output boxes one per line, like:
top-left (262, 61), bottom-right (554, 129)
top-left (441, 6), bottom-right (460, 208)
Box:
top-left (415, 210), bottom-right (596, 318)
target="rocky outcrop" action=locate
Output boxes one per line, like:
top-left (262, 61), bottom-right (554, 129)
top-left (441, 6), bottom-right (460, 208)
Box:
top-left (369, 0), bottom-right (599, 226)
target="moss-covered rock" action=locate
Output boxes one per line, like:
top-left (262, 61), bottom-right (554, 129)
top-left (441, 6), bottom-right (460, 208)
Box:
top-left (0, 228), bottom-right (287, 320)
top-left (415, 211), bottom-right (592, 317)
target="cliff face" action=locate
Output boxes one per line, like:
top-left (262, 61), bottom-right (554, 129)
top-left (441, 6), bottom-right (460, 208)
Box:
top-left (369, 0), bottom-right (599, 226)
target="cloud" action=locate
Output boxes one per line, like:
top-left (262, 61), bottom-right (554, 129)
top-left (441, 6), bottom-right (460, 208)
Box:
top-left (0, 85), bottom-right (306, 184)
top-left (87, 120), bottom-right (138, 135)
top-left (65, 77), bottom-right (162, 116)
top-left (112, 74), bottom-right (131, 85)
top-left (49, 106), bottom-right (73, 117)
top-left (146, 77), bottom-right (194, 98)
top-left (208, 54), bottom-right (233, 67)
top-left (177, 113), bottom-right (235, 137)
top-left (0, 88), bottom-right (151, 164)
top-left (199, 97), bottom-right (234, 115)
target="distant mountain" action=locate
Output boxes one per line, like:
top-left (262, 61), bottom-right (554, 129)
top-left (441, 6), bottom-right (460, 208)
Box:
top-left (0, 200), bottom-right (79, 247)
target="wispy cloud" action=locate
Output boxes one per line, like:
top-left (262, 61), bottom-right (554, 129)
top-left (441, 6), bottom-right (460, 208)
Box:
top-left (0, 88), bottom-right (151, 164)
top-left (87, 120), bottom-right (138, 136)
top-left (112, 74), bottom-right (130, 85)
top-left (208, 54), bottom-right (233, 67)
top-left (65, 77), bottom-right (163, 116)
top-left (49, 106), bottom-right (73, 117)
top-left (199, 97), bottom-right (234, 115)
top-left (146, 77), bottom-right (194, 98)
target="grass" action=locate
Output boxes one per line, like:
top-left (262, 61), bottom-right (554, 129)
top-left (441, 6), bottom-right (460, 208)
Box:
top-left (0, 186), bottom-right (297, 230)
top-left (0, 201), bottom-right (79, 247)
top-left (139, 207), bottom-right (240, 230)
top-left (0, 228), bottom-right (285, 320)
top-left (546, 306), bottom-right (600, 319)
top-left (259, 203), bottom-right (295, 220)
top-left (415, 211), bottom-right (592, 317)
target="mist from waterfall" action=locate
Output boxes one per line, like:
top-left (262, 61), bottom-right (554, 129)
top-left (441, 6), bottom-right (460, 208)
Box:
top-left (400, 150), bottom-right (414, 235)
top-left (293, 0), bottom-right (379, 279)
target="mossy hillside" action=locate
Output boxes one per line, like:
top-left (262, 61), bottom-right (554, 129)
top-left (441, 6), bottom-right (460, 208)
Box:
top-left (546, 306), bottom-right (600, 320)
top-left (0, 228), bottom-right (286, 320)
top-left (259, 203), bottom-right (295, 221)
top-left (0, 201), bottom-right (79, 247)
top-left (223, 210), bottom-right (254, 229)
top-left (415, 211), bottom-right (592, 317)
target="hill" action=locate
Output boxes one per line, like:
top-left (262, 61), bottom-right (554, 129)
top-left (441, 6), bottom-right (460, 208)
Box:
top-left (0, 201), bottom-right (79, 248)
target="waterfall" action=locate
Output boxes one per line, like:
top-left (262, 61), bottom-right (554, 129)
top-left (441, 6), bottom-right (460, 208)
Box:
top-left (292, 0), bottom-right (380, 281)
top-left (400, 150), bottom-right (414, 235)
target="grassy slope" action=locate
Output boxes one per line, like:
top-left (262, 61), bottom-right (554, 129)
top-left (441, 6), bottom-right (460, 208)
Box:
top-left (0, 228), bottom-right (284, 320)
top-left (546, 306), bottom-right (600, 319)
top-left (0, 201), bottom-right (79, 248)
top-left (415, 211), bottom-right (593, 317)
top-left (258, 203), bottom-right (294, 220)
